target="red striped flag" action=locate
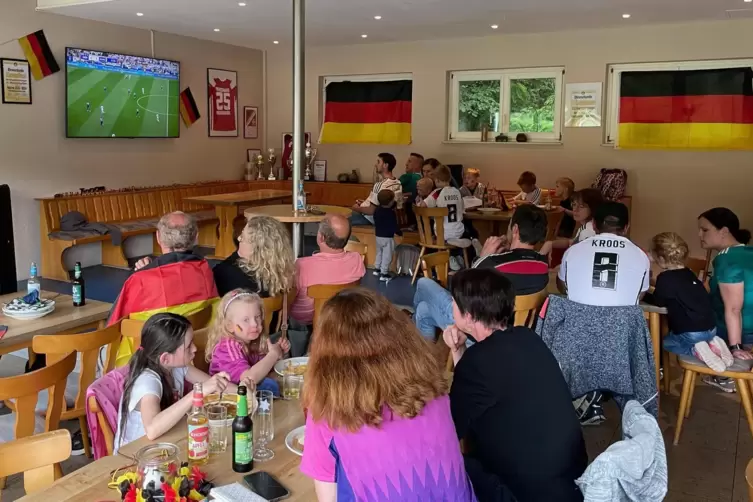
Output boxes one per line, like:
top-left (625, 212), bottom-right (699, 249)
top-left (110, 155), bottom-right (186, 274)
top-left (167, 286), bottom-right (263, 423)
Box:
top-left (18, 30), bottom-right (60, 80)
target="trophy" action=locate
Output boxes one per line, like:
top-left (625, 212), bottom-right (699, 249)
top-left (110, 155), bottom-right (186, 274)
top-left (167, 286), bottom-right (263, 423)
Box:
top-left (255, 154), bottom-right (265, 180)
top-left (304, 142), bottom-right (317, 181)
top-left (266, 148), bottom-right (277, 181)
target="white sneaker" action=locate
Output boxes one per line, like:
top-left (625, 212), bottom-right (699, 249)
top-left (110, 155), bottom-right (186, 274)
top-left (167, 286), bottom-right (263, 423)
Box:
top-left (372, 270), bottom-right (380, 276)
top-left (709, 337), bottom-right (735, 367)
top-left (693, 341), bottom-right (726, 373)
top-left (449, 256), bottom-right (462, 271)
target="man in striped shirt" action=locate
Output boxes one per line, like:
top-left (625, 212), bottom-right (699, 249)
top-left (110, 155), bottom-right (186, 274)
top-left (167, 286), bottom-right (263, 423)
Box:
top-left (351, 153), bottom-right (403, 226)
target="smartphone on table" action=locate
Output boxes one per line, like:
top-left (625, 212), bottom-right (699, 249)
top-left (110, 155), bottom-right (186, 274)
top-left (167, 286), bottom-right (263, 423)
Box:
top-left (243, 471), bottom-right (290, 501)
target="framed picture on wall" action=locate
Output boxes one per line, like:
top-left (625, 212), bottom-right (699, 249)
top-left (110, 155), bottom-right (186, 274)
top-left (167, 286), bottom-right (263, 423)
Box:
top-left (1, 59), bottom-right (31, 104)
top-left (243, 106), bottom-right (258, 138)
top-left (247, 148), bottom-right (261, 163)
top-left (207, 68), bottom-right (238, 137)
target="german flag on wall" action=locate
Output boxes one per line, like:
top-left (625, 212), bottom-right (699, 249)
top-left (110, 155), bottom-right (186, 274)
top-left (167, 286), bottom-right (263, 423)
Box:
top-left (319, 80), bottom-right (412, 144)
top-left (179, 87), bottom-right (201, 126)
top-left (18, 30), bottom-right (60, 81)
top-left (618, 67), bottom-right (753, 150)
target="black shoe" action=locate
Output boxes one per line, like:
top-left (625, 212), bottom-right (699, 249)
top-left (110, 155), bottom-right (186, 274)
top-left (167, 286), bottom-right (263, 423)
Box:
top-left (579, 403), bottom-right (606, 426)
top-left (71, 429), bottom-right (85, 456)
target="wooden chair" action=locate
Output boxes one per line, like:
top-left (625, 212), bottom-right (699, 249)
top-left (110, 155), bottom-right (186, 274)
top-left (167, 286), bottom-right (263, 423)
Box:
top-left (345, 241), bottom-right (368, 265)
top-left (412, 206), bottom-right (471, 285)
top-left (674, 356), bottom-right (753, 445)
top-left (745, 458), bottom-right (753, 502)
top-left (119, 304), bottom-right (214, 353)
top-left (31, 325), bottom-right (121, 458)
top-left (0, 429), bottom-right (72, 497)
top-left (192, 327), bottom-right (210, 374)
top-left (686, 249), bottom-right (713, 283)
top-left (86, 395), bottom-right (115, 458)
top-left (308, 281), bottom-right (361, 327)
top-left (546, 210), bottom-right (565, 242)
top-left (421, 251), bottom-right (450, 288)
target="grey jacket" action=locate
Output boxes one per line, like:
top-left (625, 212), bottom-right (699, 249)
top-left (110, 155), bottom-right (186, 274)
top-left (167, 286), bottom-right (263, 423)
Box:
top-left (535, 294), bottom-right (658, 417)
top-left (576, 400), bottom-right (668, 501)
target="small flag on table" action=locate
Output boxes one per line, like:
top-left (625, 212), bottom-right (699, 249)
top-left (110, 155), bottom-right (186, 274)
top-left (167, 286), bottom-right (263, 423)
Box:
top-left (180, 87), bottom-right (201, 126)
top-left (18, 30), bottom-right (60, 80)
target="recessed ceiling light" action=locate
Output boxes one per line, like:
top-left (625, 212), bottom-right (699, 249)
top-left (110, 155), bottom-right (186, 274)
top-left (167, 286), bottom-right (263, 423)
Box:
top-left (622, 13), bottom-right (631, 18)
top-left (491, 24), bottom-right (499, 29)
top-left (214, 28), bottom-right (221, 32)
top-left (136, 12), bottom-right (144, 16)
top-left (361, 34), bottom-right (368, 38)
top-left (238, 2), bottom-right (246, 5)
top-left (745, 0), bottom-right (752, 3)
top-left (374, 15), bottom-right (382, 20)
top-left (273, 40), bottom-right (279, 44)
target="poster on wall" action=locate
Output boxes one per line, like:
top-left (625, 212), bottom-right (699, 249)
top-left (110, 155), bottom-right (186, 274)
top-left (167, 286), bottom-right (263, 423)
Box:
top-left (207, 68), bottom-right (238, 137)
top-left (564, 82), bottom-right (602, 127)
top-left (281, 132), bottom-right (312, 178)
top-left (243, 106), bottom-right (258, 138)
top-left (1, 59), bottom-right (32, 104)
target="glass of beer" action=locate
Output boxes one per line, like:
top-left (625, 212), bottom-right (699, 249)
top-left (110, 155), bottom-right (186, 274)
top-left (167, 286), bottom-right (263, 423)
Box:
top-left (207, 404), bottom-right (227, 455)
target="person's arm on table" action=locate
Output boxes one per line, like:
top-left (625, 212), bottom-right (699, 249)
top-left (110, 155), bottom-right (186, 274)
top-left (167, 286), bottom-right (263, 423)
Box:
top-left (719, 282), bottom-right (750, 360)
top-left (186, 365), bottom-right (239, 394)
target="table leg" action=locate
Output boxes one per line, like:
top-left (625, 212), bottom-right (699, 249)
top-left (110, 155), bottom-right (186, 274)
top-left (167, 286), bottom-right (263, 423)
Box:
top-left (215, 205), bottom-right (240, 258)
top-left (661, 316), bottom-right (671, 394)
top-left (649, 312), bottom-right (661, 407)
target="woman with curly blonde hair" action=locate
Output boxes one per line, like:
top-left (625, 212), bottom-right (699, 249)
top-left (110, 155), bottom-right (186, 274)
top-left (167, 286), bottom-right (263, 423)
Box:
top-left (213, 215), bottom-right (295, 297)
top-left (300, 287), bottom-right (476, 502)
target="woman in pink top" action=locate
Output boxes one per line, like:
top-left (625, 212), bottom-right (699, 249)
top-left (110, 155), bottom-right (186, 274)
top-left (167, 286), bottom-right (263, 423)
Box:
top-left (290, 214), bottom-right (366, 324)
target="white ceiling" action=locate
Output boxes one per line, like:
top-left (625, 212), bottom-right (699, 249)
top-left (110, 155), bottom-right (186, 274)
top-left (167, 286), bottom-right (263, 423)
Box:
top-left (42, 0), bottom-right (753, 49)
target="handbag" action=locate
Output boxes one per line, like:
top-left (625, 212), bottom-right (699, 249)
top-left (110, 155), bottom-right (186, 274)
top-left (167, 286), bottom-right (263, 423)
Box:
top-left (591, 168), bottom-right (627, 201)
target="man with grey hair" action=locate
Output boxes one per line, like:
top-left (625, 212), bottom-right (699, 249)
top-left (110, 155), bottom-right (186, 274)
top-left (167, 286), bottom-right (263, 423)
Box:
top-left (107, 211), bottom-right (219, 366)
top-left (290, 213), bottom-right (365, 326)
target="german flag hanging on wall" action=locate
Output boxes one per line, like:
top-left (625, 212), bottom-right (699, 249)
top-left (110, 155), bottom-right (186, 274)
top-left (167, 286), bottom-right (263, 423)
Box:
top-left (618, 67), bottom-right (753, 150)
top-left (179, 87), bottom-right (201, 126)
top-left (319, 80), bottom-right (412, 144)
top-left (18, 30), bottom-right (60, 81)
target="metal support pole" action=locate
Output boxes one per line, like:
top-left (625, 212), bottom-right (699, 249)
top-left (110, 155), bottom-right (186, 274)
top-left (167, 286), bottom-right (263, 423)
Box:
top-left (291, 0), bottom-right (305, 258)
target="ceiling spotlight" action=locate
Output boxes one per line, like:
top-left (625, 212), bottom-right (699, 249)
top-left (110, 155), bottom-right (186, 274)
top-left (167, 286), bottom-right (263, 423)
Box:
top-left (361, 34), bottom-right (368, 38)
top-left (491, 24), bottom-right (499, 29)
top-left (622, 13), bottom-right (631, 18)
top-left (136, 12), bottom-right (144, 16)
top-left (374, 15), bottom-right (382, 20)
top-left (238, 2), bottom-right (246, 5)
top-left (214, 28), bottom-right (221, 32)
top-left (273, 40), bottom-right (279, 44)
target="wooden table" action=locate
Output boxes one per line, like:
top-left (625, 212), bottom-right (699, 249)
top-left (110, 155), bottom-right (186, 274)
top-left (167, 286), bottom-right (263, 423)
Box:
top-left (465, 210), bottom-right (513, 241)
top-left (0, 291), bottom-right (111, 357)
top-left (20, 399), bottom-right (311, 501)
top-left (244, 204), bottom-right (352, 223)
top-left (184, 189), bottom-right (293, 258)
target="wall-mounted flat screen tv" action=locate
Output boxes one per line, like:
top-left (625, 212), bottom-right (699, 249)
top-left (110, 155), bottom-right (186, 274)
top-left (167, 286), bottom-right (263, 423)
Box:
top-left (65, 48), bottom-right (180, 138)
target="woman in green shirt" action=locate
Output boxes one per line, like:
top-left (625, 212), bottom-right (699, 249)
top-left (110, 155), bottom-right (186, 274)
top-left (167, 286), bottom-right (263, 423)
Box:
top-left (698, 208), bottom-right (753, 392)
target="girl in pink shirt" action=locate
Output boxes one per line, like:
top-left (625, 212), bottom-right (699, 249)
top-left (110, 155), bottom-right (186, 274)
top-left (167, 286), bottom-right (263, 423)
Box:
top-left (207, 289), bottom-right (290, 384)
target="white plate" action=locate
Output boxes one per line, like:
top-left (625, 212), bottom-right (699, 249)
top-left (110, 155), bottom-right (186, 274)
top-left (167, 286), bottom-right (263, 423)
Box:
top-left (285, 425), bottom-right (305, 456)
top-left (476, 208), bottom-right (501, 214)
top-left (2, 306), bottom-right (55, 320)
top-left (275, 357), bottom-right (309, 376)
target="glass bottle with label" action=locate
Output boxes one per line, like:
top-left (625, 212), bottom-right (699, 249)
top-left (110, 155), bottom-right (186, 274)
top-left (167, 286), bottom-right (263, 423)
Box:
top-left (72, 262), bottom-right (85, 307)
top-left (296, 180), bottom-right (307, 213)
top-left (187, 383), bottom-right (209, 466)
top-left (232, 385), bottom-right (253, 473)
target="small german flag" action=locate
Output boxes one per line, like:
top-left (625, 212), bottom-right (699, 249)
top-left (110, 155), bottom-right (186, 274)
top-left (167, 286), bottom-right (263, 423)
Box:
top-left (18, 30), bottom-right (60, 81)
top-left (179, 87), bottom-right (200, 127)
top-left (319, 80), bottom-right (412, 144)
top-left (618, 67), bottom-right (753, 150)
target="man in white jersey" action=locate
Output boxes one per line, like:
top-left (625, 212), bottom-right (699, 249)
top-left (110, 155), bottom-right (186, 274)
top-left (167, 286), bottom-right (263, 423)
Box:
top-left (350, 153), bottom-right (403, 226)
top-left (557, 201), bottom-right (650, 306)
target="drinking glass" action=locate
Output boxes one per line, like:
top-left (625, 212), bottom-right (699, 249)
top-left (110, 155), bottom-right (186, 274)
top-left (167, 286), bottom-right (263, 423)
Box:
top-left (207, 405), bottom-right (227, 455)
top-left (254, 390), bottom-right (274, 461)
top-left (283, 365), bottom-right (303, 400)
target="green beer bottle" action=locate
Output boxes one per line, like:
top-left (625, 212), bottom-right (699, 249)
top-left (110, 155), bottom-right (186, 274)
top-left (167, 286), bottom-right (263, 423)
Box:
top-left (232, 385), bottom-right (253, 473)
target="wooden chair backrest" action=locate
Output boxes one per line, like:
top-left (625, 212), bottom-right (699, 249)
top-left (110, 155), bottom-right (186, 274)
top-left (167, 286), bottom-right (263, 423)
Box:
top-left (414, 206), bottom-right (448, 247)
top-left (686, 249), bottom-right (713, 282)
top-left (262, 294), bottom-right (285, 334)
top-left (121, 305), bottom-right (214, 349)
top-left (32, 324), bottom-right (121, 415)
top-left (0, 429), bottom-right (72, 496)
top-left (192, 327), bottom-right (210, 374)
top-left (345, 241), bottom-right (368, 264)
top-left (86, 395), bottom-right (115, 458)
top-left (514, 290), bottom-right (549, 328)
top-left (546, 211), bottom-right (565, 241)
top-left (308, 281), bottom-right (361, 326)
top-left (422, 251), bottom-right (450, 288)
top-left (39, 180), bottom-right (251, 232)
top-left (0, 352), bottom-right (76, 439)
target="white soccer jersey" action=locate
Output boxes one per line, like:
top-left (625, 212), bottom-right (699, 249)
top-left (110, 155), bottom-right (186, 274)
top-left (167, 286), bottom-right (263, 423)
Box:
top-left (424, 186), bottom-right (465, 240)
top-left (558, 233), bottom-right (650, 307)
top-left (362, 177), bottom-right (403, 210)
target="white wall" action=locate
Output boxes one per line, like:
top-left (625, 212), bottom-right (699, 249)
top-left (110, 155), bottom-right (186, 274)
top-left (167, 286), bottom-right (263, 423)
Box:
top-left (1, 0), bottom-right (264, 279)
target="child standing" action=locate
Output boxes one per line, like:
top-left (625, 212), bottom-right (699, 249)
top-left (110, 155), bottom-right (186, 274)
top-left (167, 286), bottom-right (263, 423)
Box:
top-left (648, 232), bottom-right (734, 372)
top-left (555, 177), bottom-right (576, 238)
top-left (422, 165), bottom-right (467, 270)
top-left (459, 167), bottom-right (486, 199)
top-left (373, 190), bottom-right (402, 281)
top-left (207, 289), bottom-right (290, 385)
top-left (511, 171), bottom-right (542, 206)
top-left (115, 313), bottom-right (234, 453)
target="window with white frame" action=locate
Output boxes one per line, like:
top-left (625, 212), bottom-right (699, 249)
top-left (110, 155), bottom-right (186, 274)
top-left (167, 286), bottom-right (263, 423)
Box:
top-left (447, 67), bottom-right (564, 142)
top-left (605, 58), bottom-right (753, 145)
